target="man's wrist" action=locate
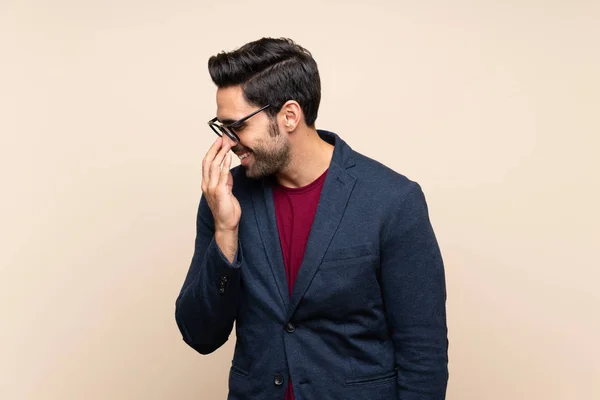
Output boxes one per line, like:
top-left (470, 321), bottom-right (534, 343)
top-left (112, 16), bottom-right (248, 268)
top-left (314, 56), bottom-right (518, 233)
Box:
top-left (214, 228), bottom-right (239, 264)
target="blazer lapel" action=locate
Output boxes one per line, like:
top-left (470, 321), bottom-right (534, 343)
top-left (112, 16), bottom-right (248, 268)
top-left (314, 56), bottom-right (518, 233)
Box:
top-left (285, 161), bottom-right (357, 321)
top-left (252, 180), bottom-right (290, 311)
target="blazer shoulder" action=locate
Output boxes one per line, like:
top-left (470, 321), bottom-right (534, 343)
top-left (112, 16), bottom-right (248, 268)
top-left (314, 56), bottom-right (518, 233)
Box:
top-left (349, 151), bottom-right (431, 235)
top-left (350, 150), bottom-right (422, 201)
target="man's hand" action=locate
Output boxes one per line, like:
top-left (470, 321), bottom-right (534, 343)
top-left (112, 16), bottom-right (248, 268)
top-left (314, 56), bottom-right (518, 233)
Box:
top-left (201, 137), bottom-right (240, 263)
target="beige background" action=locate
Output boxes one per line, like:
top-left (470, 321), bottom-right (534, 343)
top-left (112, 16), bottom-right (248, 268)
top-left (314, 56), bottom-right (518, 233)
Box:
top-left (1, 0), bottom-right (599, 399)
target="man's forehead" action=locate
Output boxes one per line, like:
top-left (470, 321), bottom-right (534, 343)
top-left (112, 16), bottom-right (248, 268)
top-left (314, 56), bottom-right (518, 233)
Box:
top-left (215, 86), bottom-right (252, 122)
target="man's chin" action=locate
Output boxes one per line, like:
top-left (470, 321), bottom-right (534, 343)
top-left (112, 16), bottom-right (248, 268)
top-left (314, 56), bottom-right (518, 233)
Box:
top-left (242, 165), bottom-right (259, 179)
top-left (242, 164), bottom-right (274, 180)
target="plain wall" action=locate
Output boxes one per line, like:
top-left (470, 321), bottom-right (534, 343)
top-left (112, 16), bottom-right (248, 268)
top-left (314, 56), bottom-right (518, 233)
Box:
top-left (1, 0), bottom-right (599, 399)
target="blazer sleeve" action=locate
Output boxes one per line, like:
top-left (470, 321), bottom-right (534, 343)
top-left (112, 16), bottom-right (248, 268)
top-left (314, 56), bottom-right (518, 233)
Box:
top-left (175, 194), bottom-right (243, 355)
top-left (380, 182), bottom-right (449, 399)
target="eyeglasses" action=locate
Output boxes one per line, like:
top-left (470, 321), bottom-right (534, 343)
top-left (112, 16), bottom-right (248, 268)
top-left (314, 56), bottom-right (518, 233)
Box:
top-left (208, 104), bottom-right (271, 142)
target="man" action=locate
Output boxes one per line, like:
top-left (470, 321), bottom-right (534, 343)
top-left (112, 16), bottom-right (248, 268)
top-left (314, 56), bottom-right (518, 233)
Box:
top-left (175, 37), bottom-right (448, 400)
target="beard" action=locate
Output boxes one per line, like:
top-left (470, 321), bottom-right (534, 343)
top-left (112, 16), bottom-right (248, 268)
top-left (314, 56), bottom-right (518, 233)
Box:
top-left (235, 120), bottom-right (291, 179)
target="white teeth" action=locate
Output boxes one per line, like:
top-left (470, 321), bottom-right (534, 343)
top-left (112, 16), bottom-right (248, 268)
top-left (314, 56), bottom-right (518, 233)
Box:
top-left (238, 152), bottom-right (250, 160)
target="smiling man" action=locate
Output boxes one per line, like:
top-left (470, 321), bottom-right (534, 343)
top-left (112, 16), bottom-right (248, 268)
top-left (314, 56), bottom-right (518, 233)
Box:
top-left (175, 37), bottom-right (449, 400)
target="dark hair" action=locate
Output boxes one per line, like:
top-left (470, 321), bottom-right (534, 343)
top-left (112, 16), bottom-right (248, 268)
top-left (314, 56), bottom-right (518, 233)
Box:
top-left (208, 37), bottom-right (321, 127)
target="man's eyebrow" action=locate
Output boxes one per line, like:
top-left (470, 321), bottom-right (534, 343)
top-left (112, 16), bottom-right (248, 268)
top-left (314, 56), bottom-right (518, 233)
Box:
top-left (217, 117), bottom-right (238, 125)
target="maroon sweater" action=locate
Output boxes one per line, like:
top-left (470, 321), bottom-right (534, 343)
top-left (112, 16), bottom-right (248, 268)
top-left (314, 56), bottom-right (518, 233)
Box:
top-left (272, 169), bottom-right (328, 400)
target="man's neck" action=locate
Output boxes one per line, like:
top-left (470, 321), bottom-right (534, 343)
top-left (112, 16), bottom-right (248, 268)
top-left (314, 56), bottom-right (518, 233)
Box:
top-left (275, 128), bottom-right (334, 189)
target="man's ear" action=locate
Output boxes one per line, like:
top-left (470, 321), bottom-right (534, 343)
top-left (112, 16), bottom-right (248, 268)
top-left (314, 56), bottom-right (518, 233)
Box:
top-left (280, 100), bottom-right (302, 132)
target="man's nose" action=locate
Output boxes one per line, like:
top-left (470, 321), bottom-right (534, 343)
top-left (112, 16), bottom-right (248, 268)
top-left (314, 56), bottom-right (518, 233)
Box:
top-left (222, 135), bottom-right (238, 148)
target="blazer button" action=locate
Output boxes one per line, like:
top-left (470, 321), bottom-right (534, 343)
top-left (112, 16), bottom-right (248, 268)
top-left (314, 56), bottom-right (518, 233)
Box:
top-left (285, 322), bottom-right (295, 333)
top-left (274, 374), bottom-right (284, 386)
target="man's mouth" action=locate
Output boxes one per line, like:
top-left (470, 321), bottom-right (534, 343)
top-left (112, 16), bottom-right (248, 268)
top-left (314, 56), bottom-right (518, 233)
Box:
top-left (238, 152), bottom-right (251, 160)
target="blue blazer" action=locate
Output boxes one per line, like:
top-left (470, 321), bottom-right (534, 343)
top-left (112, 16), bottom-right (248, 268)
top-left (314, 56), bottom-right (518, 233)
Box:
top-left (175, 130), bottom-right (448, 399)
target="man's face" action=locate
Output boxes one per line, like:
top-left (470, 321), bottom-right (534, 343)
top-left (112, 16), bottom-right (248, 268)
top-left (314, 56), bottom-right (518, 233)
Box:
top-left (216, 86), bottom-right (290, 179)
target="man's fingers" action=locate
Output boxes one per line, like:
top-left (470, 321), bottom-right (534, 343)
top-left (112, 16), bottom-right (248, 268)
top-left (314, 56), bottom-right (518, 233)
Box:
top-left (218, 152), bottom-right (232, 188)
top-left (209, 142), bottom-right (231, 188)
top-left (202, 137), bottom-right (222, 186)
top-left (227, 170), bottom-right (233, 188)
